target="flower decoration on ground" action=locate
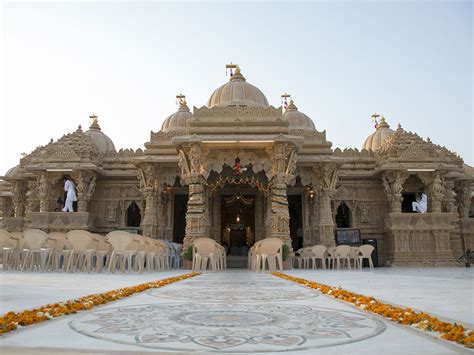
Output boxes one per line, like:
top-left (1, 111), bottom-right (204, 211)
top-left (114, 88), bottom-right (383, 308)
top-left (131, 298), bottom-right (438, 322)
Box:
top-left (272, 272), bottom-right (473, 349)
top-left (0, 272), bottom-right (200, 334)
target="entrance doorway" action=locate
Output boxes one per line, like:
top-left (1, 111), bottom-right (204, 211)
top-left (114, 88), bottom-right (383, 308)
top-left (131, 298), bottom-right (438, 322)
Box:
top-left (173, 194), bottom-right (188, 243)
top-left (126, 201), bottom-right (141, 227)
top-left (288, 194), bottom-right (303, 251)
top-left (220, 189), bottom-right (255, 255)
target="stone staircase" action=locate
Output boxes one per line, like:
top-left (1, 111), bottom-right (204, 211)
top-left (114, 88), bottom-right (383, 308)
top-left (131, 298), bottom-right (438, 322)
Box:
top-left (226, 255), bottom-right (248, 268)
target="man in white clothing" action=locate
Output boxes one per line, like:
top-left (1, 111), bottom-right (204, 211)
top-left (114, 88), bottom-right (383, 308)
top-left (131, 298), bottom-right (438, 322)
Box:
top-left (412, 188), bottom-right (428, 213)
top-left (62, 176), bottom-right (77, 212)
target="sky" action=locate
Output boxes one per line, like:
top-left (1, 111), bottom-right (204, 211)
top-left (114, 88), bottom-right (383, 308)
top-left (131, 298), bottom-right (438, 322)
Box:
top-left (1, 0), bottom-right (472, 175)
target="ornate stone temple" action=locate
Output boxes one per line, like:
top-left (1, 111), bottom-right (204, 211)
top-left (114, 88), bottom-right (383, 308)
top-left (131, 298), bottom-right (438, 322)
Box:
top-left (1, 65), bottom-right (473, 266)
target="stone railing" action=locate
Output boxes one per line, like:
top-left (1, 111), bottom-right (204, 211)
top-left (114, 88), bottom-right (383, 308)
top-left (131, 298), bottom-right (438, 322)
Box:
top-left (384, 212), bottom-right (456, 266)
top-left (25, 212), bottom-right (95, 232)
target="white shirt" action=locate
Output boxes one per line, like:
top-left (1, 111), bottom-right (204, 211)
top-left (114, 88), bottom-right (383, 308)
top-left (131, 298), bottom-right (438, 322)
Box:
top-left (64, 179), bottom-right (77, 201)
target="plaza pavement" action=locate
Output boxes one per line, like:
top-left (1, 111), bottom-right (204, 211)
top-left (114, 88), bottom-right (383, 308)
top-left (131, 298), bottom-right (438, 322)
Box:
top-left (0, 267), bottom-right (472, 354)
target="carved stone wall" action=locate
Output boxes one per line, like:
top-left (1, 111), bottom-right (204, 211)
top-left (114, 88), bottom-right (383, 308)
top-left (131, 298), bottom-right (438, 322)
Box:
top-left (384, 213), bottom-right (456, 266)
top-left (89, 181), bottom-right (142, 233)
top-left (26, 212), bottom-right (95, 232)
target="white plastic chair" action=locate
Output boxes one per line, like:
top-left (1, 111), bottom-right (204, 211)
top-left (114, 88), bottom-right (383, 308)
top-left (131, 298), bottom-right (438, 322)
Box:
top-left (248, 240), bottom-right (263, 270)
top-left (155, 239), bottom-right (170, 271)
top-left (46, 232), bottom-right (72, 271)
top-left (259, 238), bottom-right (284, 272)
top-left (327, 246), bottom-right (337, 269)
top-left (90, 233), bottom-right (110, 272)
top-left (335, 245), bottom-right (352, 270)
top-left (22, 229), bottom-right (51, 271)
top-left (0, 229), bottom-right (16, 271)
top-left (192, 238), bottom-right (217, 271)
top-left (348, 246), bottom-right (359, 269)
top-left (358, 244), bottom-right (375, 270)
top-left (65, 230), bottom-right (97, 273)
top-left (106, 231), bottom-right (133, 273)
top-left (310, 245), bottom-right (328, 269)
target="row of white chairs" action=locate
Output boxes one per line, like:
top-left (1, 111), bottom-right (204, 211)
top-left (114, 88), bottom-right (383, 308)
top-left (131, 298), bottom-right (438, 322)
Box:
top-left (248, 238), bottom-right (284, 272)
top-left (192, 237), bottom-right (226, 271)
top-left (294, 244), bottom-right (375, 270)
top-left (0, 229), bottom-right (181, 273)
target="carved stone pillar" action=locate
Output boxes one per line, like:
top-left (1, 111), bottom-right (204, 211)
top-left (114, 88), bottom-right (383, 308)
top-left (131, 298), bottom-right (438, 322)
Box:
top-left (455, 180), bottom-right (473, 255)
top-left (37, 173), bottom-right (50, 212)
top-left (13, 180), bottom-right (26, 218)
top-left (178, 142), bottom-right (207, 246)
top-left (142, 187), bottom-right (157, 237)
top-left (185, 178), bottom-right (206, 239)
top-left (25, 183), bottom-right (38, 215)
top-left (429, 172), bottom-right (445, 213)
top-left (138, 164), bottom-right (159, 237)
top-left (156, 184), bottom-right (166, 240)
top-left (268, 179), bottom-right (291, 241)
top-left (314, 163), bottom-right (339, 246)
top-left (267, 141), bottom-right (296, 243)
top-left (455, 180), bottom-right (471, 219)
top-left (75, 171), bottom-right (97, 213)
top-left (442, 180), bottom-right (456, 213)
top-left (382, 171), bottom-right (408, 213)
top-left (318, 187), bottom-right (337, 246)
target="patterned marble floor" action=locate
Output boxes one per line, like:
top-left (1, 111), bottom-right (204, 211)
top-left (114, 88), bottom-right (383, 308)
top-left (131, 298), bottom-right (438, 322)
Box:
top-left (0, 270), bottom-right (467, 354)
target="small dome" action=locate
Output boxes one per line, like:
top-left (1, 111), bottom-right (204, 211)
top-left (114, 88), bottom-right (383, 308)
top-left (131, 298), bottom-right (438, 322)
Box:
top-left (5, 165), bottom-right (20, 178)
top-left (207, 67), bottom-right (269, 108)
top-left (84, 115), bottom-right (116, 154)
top-left (284, 100), bottom-right (315, 131)
top-left (161, 101), bottom-right (192, 133)
top-left (362, 116), bottom-right (395, 151)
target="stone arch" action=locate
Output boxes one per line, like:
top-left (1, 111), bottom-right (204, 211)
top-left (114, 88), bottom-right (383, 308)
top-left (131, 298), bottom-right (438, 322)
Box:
top-left (126, 201), bottom-right (141, 227)
top-left (402, 175), bottom-right (426, 213)
top-left (335, 201), bottom-right (351, 228)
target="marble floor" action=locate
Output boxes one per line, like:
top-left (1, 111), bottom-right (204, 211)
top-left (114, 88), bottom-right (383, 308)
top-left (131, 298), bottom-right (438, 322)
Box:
top-left (0, 269), bottom-right (472, 354)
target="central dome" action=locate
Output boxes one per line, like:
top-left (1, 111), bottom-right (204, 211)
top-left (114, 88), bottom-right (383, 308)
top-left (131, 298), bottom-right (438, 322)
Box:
top-left (207, 67), bottom-right (269, 108)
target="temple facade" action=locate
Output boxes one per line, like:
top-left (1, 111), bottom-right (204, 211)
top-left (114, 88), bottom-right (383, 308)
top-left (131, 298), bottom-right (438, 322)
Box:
top-left (1, 65), bottom-right (473, 266)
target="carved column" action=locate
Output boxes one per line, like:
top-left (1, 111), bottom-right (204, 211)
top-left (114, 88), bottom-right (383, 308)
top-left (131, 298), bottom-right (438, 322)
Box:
top-left (185, 177), bottom-right (206, 239)
top-left (267, 142), bottom-right (296, 243)
top-left (138, 164), bottom-right (159, 237)
top-left (382, 171), bottom-right (408, 213)
top-left (156, 184), bottom-right (166, 239)
top-left (455, 180), bottom-right (472, 218)
top-left (25, 180), bottom-right (38, 215)
top-left (75, 171), bottom-right (97, 213)
top-left (269, 177), bottom-right (291, 240)
top-left (314, 163), bottom-right (339, 246)
top-left (13, 180), bottom-right (27, 218)
top-left (429, 172), bottom-right (445, 213)
top-left (318, 187), bottom-right (337, 246)
top-left (179, 143), bottom-right (207, 245)
top-left (455, 180), bottom-right (473, 254)
top-left (36, 173), bottom-right (50, 212)
top-left (442, 180), bottom-right (456, 213)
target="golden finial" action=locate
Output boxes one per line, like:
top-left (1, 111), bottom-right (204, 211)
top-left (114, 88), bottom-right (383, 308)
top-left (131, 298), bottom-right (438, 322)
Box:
top-left (281, 93), bottom-right (291, 110)
top-left (176, 93), bottom-right (186, 105)
top-left (371, 112), bottom-right (380, 129)
top-left (226, 63), bottom-right (238, 77)
top-left (88, 114), bottom-right (101, 130)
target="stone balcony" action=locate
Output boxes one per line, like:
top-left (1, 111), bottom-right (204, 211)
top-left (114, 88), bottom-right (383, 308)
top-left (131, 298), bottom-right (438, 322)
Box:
top-left (384, 212), bottom-right (456, 266)
top-left (24, 212), bottom-right (96, 232)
